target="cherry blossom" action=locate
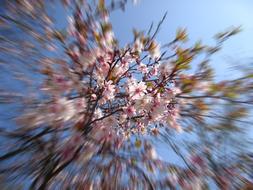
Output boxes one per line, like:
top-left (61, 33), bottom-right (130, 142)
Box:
top-left (124, 105), bottom-right (136, 117)
top-left (128, 81), bottom-right (147, 100)
top-left (137, 62), bottom-right (149, 73)
top-left (102, 80), bottom-right (116, 102)
top-left (150, 41), bottom-right (161, 59)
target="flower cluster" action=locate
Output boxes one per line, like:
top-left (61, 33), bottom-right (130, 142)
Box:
top-left (1, 1), bottom-right (252, 189)
top-left (18, 3), bottom-right (191, 145)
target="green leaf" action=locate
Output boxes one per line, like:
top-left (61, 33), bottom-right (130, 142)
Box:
top-left (192, 40), bottom-right (205, 52)
top-left (130, 158), bottom-right (137, 165)
top-left (98, 0), bottom-right (105, 11)
top-left (224, 91), bottom-right (238, 99)
top-left (175, 28), bottom-right (188, 42)
top-left (246, 74), bottom-right (253, 78)
top-left (135, 139), bottom-right (142, 148)
top-left (101, 23), bottom-right (112, 34)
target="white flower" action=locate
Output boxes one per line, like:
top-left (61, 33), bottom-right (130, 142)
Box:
top-left (67, 16), bottom-right (75, 36)
top-left (195, 81), bottom-right (210, 92)
top-left (172, 87), bottom-right (181, 95)
top-left (150, 104), bottom-right (166, 122)
top-left (119, 113), bottom-right (128, 123)
top-left (147, 147), bottom-right (158, 159)
top-left (159, 62), bottom-right (172, 76)
top-left (166, 115), bottom-right (182, 133)
top-left (112, 63), bottom-right (129, 78)
top-left (137, 63), bottom-right (149, 74)
top-left (135, 94), bottom-right (152, 111)
top-left (134, 38), bottom-right (143, 53)
top-left (56, 98), bottom-right (76, 122)
top-left (105, 30), bottom-right (114, 45)
top-left (94, 108), bottom-right (103, 119)
top-left (80, 51), bottom-right (96, 71)
top-left (150, 64), bottom-right (160, 76)
top-left (103, 116), bottom-right (118, 128)
top-left (102, 80), bottom-right (116, 101)
top-left (74, 97), bottom-right (87, 113)
top-left (128, 81), bottom-right (147, 100)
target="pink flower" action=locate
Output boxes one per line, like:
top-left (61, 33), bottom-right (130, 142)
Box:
top-left (135, 95), bottom-right (152, 111)
top-left (112, 62), bottom-right (129, 78)
top-left (191, 155), bottom-right (205, 168)
top-left (146, 145), bottom-right (158, 159)
top-left (91, 94), bottom-right (97, 100)
top-left (95, 56), bottom-right (110, 84)
top-left (124, 105), bottom-right (136, 117)
top-left (115, 136), bottom-right (124, 149)
top-left (103, 115), bottom-right (118, 128)
top-left (122, 52), bottom-right (135, 64)
top-left (159, 62), bottom-right (172, 76)
top-left (102, 80), bottom-right (116, 101)
top-left (100, 30), bottom-right (115, 49)
top-left (150, 105), bottom-right (166, 122)
top-left (195, 81), bottom-right (210, 92)
top-left (167, 118), bottom-right (182, 133)
top-left (56, 98), bottom-right (76, 122)
top-left (52, 74), bottom-right (72, 92)
top-left (137, 63), bottom-right (149, 74)
top-left (119, 113), bottom-right (127, 123)
top-left (167, 173), bottom-right (178, 186)
top-left (133, 38), bottom-right (143, 53)
top-left (168, 105), bottom-right (180, 119)
top-left (98, 58), bottom-right (110, 76)
top-left (67, 16), bottom-right (75, 36)
top-left (148, 95), bottom-right (167, 122)
top-left (128, 81), bottom-right (147, 100)
top-left (74, 98), bottom-right (87, 112)
top-left (80, 51), bottom-right (96, 71)
top-left (172, 87), bottom-right (182, 95)
top-left (94, 108), bottom-right (103, 119)
top-left (150, 64), bottom-right (159, 76)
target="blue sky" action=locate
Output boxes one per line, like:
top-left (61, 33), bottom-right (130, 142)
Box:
top-left (110, 0), bottom-right (253, 78)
